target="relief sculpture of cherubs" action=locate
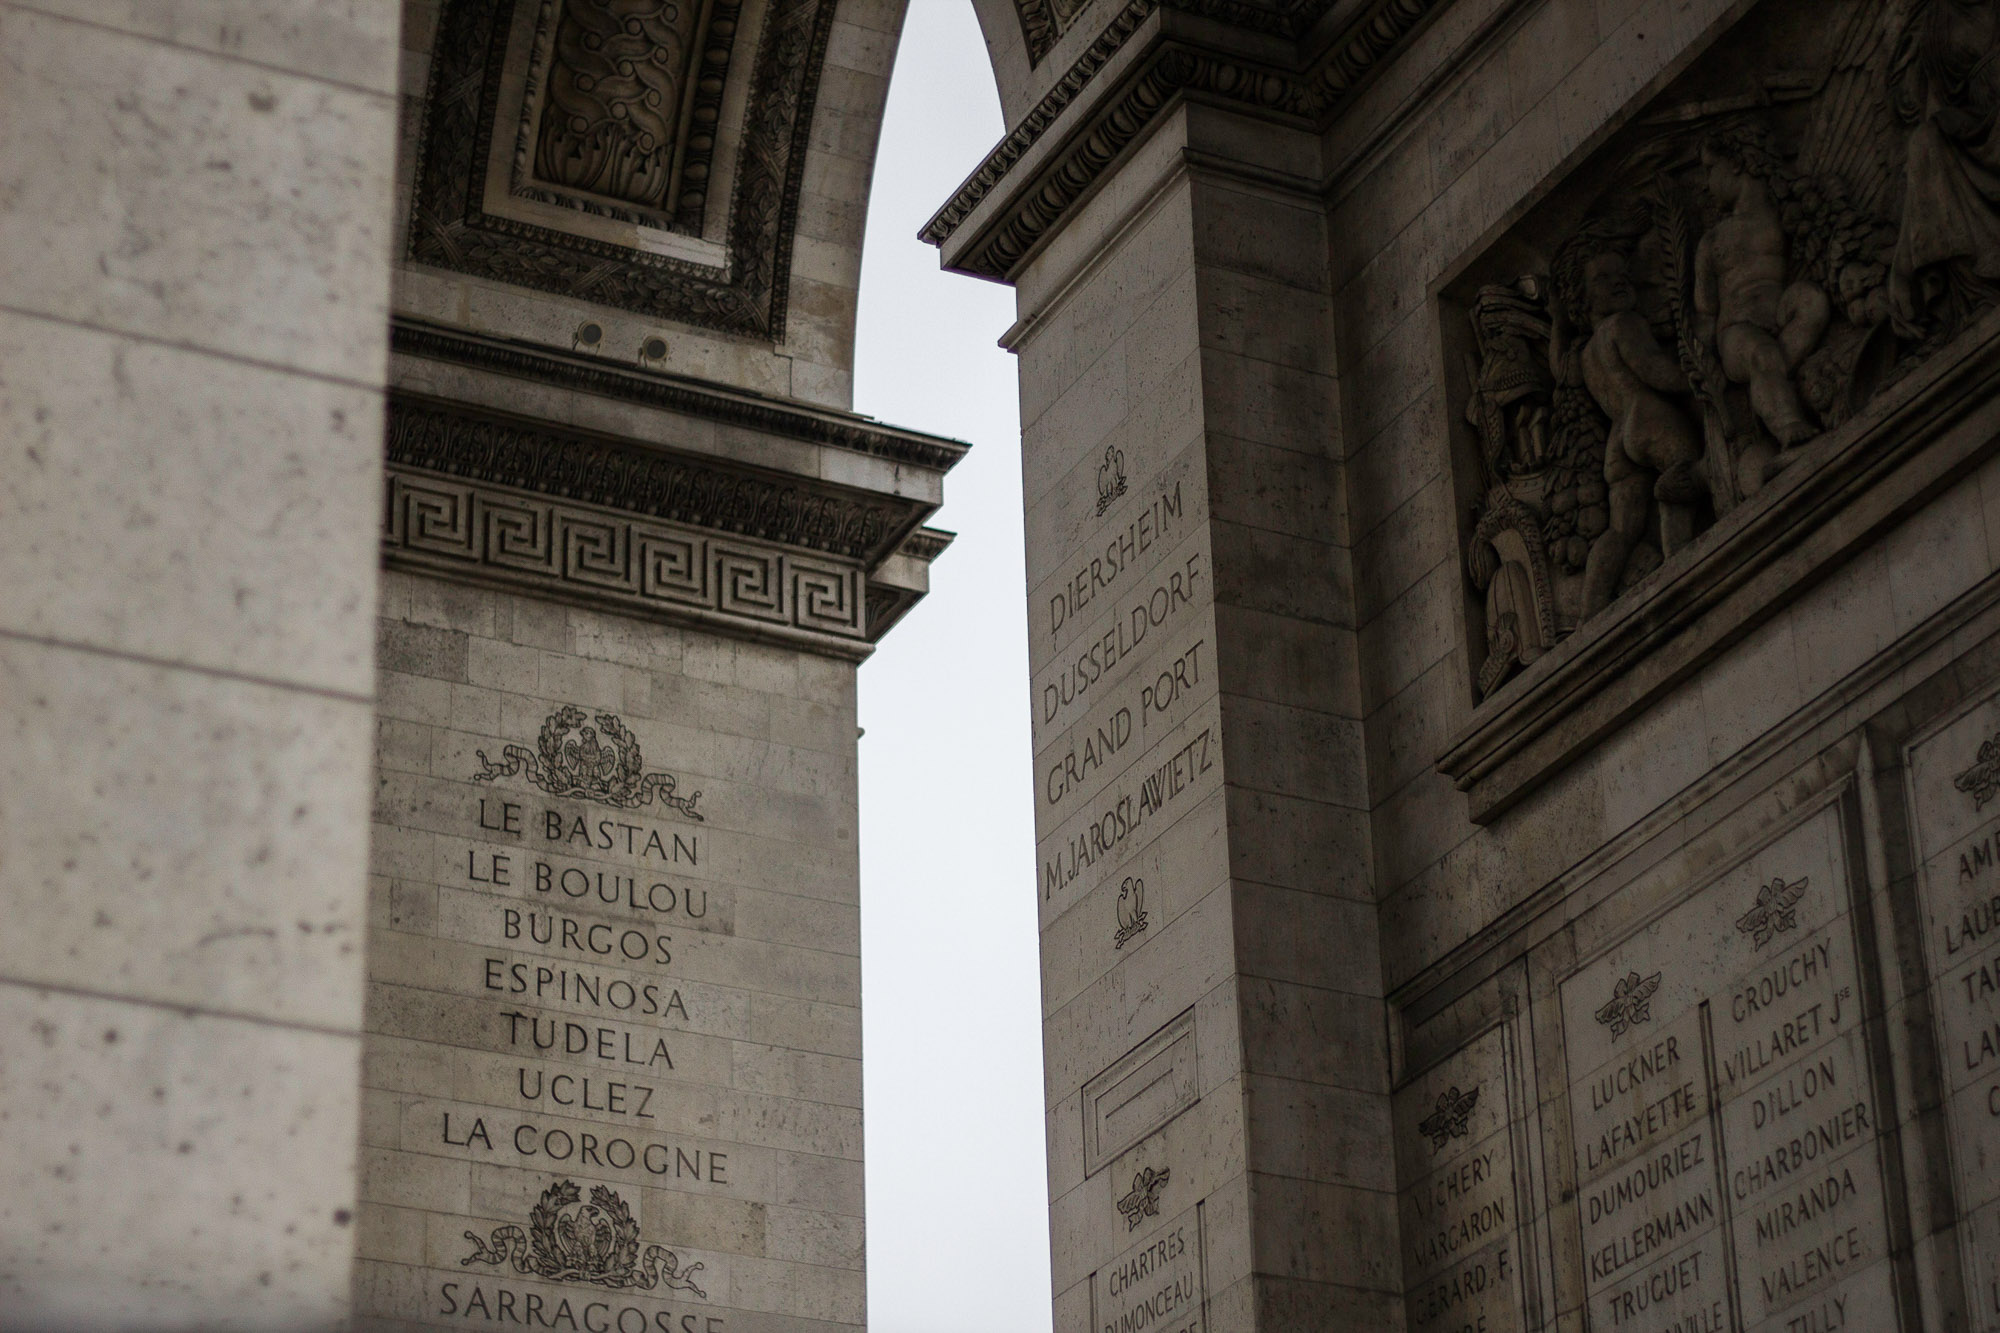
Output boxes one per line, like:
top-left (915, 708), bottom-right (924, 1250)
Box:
top-left (1453, 0), bottom-right (2000, 698)
top-left (1695, 129), bottom-right (1833, 487)
top-left (1555, 237), bottom-right (1707, 614)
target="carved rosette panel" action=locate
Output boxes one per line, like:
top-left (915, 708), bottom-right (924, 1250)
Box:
top-left (409, 0), bottom-right (834, 338)
top-left (535, 0), bottom-right (702, 215)
top-left (1451, 0), bottom-right (2000, 700)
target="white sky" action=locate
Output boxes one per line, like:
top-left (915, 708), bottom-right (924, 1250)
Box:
top-left (852, 4), bottom-right (1055, 1329)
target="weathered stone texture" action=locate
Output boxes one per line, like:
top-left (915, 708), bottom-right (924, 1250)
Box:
top-left (0, 0), bottom-right (398, 1322)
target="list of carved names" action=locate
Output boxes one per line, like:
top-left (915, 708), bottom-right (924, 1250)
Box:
top-left (1910, 696), bottom-right (2000, 1328)
top-left (1398, 1026), bottom-right (1526, 1333)
top-left (1560, 806), bottom-right (1895, 1333)
top-left (368, 711), bottom-right (747, 1324)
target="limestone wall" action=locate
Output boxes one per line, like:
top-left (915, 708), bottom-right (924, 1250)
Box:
top-left (355, 572), bottom-right (866, 1331)
top-left (1332, 1), bottom-right (2000, 1330)
top-left (0, 0), bottom-right (401, 1323)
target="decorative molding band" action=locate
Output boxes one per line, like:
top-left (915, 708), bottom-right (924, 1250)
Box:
top-left (385, 468), bottom-right (874, 651)
top-left (1013, 0), bottom-right (1333, 69)
top-left (923, 0), bottom-right (1443, 280)
top-left (385, 393), bottom-right (926, 566)
top-left (392, 319), bottom-right (971, 473)
top-left (408, 0), bottom-right (837, 339)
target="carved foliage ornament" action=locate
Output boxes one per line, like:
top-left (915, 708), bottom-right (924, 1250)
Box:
top-left (461, 1179), bottom-right (707, 1295)
top-left (1460, 0), bottom-right (2000, 698)
top-left (473, 706), bottom-right (705, 819)
top-left (531, 0), bottom-right (711, 221)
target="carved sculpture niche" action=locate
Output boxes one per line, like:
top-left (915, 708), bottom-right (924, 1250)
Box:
top-left (1457, 0), bottom-right (2000, 699)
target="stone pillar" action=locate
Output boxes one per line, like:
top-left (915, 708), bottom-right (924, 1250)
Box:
top-left (0, 2), bottom-right (402, 1325)
top-left (950, 102), bottom-right (1393, 1327)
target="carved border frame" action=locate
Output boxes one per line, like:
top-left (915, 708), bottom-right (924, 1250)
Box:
top-left (385, 391), bottom-right (930, 567)
top-left (408, 0), bottom-right (837, 340)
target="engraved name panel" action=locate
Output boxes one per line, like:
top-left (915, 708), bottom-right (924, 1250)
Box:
top-left (1561, 805), bottom-right (1897, 1333)
top-left (1090, 1201), bottom-right (1206, 1333)
top-left (1910, 691), bottom-right (2000, 1326)
top-left (1397, 1026), bottom-right (1527, 1333)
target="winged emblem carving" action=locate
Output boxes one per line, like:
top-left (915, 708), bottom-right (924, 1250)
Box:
top-left (1736, 875), bottom-right (1809, 949)
top-left (1595, 971), bottom-right (1664, 1037)
top-left (1417, 1085), bottom-right (1480, 1150)
top-left (1955, 730), bottom-right (2000, 809)
top-left (1115, 1167), bottom-right (1171, 1231)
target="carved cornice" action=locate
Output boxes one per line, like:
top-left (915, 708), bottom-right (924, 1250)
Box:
top-left (392, 319), bottom-right (971, 473)
top-left (385, 393), bottom-right (928, 567)
top-left (924, 0), bottom-right (1443, 279)
top-left (899, 527), bottom-right (956, 562)
top-left (1013, 0), bottom-right (1335, 68)
top-left (1437, 314), bottom-right (2000, 822)
top-left (409, 0), bottom-right (837, 339)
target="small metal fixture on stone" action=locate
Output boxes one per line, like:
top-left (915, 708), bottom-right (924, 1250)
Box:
top-left (472, 706), bottom-right (704, 819)
top-left (460, 1179), bottom-right (707, 1296)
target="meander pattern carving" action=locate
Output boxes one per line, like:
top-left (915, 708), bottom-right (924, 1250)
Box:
top-left (387, 396), bottom-right (897, 560)
top-left (1462, 0), bottom-right (2000, 697)
top-left (384, 470), bottom-right (867, 641)
top-left (410, 0), bottom-right (835, 338)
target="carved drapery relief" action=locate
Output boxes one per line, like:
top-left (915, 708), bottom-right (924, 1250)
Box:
top-left (1460, 0), bottom-right (2000, 699)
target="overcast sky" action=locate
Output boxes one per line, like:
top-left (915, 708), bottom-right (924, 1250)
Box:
top-left (851, 5), bottom-right (1054, 1330)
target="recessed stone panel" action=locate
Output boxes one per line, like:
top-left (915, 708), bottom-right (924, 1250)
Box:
top-left (1083, 1008), bottom-right (1200, 1177)
top-left (1908, 686), bottom-right (2000, 1321)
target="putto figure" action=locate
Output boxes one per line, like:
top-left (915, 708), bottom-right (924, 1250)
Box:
top-left (1456, 0), bottom-right (1996, 697)
top-left (1696, 128), bottom-right (1832, 474)
top-left (1556, 231), bottom-right (1708, 615)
